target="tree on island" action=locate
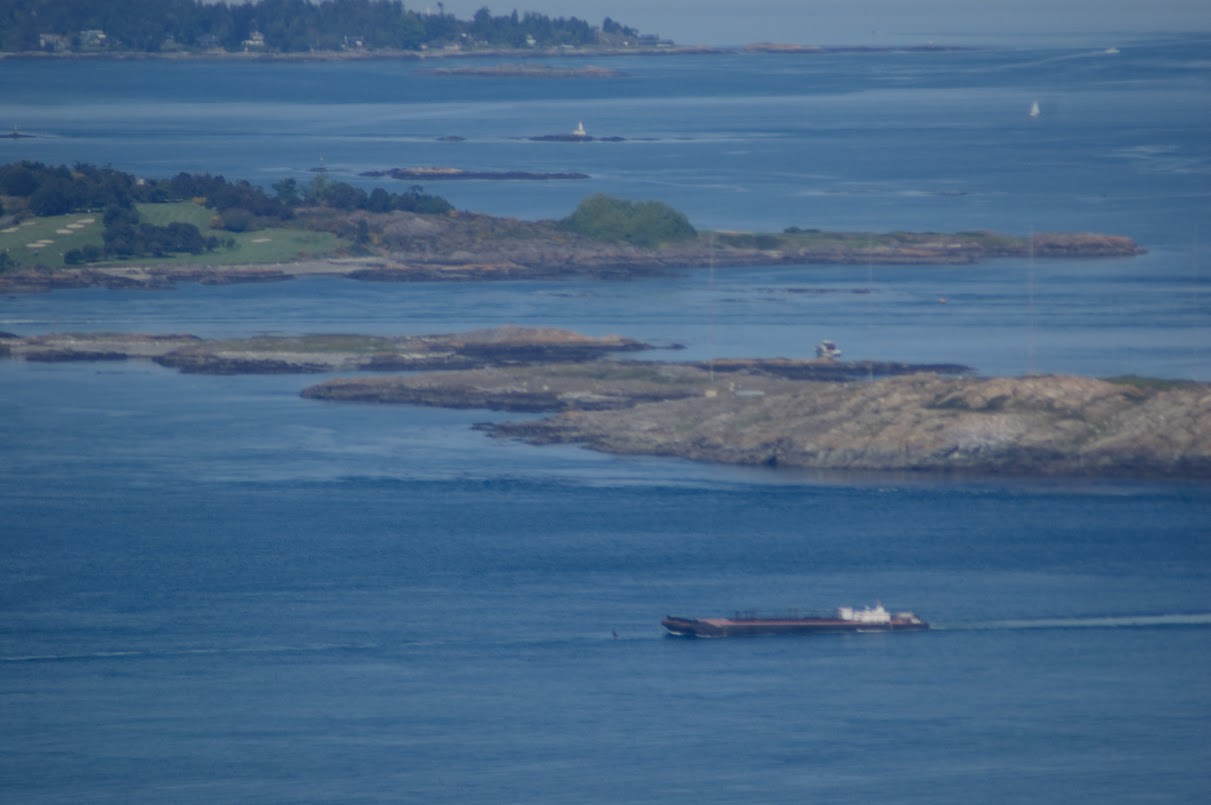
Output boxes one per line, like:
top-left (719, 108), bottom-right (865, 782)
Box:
top-left (560, 194), bottom-right (697, 248)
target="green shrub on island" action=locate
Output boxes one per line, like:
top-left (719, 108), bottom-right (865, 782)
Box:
top-left (559, 194), bottom-right (697, 248)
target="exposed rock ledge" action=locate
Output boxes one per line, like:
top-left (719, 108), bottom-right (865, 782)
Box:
top-left (304, 365), bottom-right (1211, 478)
top-left (0, 327), bottom-right (648, 374)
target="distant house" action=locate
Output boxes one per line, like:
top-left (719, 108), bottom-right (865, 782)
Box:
top-left (39, 33), bottom-right (70, 52)
top-left (197, 34), bottom-right (221, 51)
top-left (79, 29), bottom-right (108, 49)
top-left (343, 36), bottom-right (365, 50)
top-left (242, 31), bottom-right (266, 51)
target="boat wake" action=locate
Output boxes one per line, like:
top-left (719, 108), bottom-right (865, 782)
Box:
top-left (937, 613), bottom-right (1211, 631)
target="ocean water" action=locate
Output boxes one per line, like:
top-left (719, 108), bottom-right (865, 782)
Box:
top-left (2, 35), bottom-right (1211, 803)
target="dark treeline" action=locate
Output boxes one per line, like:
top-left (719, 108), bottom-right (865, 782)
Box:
top-left (84, 205), bottom-right (229, 264)
top-left (2, 0), bottom-right (647, 54)
top-left (0, 161), bottom-right (453, 220)
top-left (0, 161), bottom-right (454, 265)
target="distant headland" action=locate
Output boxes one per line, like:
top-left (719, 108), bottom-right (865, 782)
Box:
top-left (0, 0), bottom-right (965, 62)
top-left (0, 0), bottom-right (664, 59)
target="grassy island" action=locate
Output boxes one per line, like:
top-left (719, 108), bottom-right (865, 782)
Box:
top-left (0, 162), bottom-right (1144, 293)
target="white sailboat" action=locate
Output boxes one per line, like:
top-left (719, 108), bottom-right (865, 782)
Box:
top-left (1029, 100), bottom-right (1041, 119)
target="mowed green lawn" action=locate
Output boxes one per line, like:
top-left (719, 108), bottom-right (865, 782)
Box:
top-left (0, 202), bottom-right (346, 268)
top-left (0, 212), bottom-right (103, 266)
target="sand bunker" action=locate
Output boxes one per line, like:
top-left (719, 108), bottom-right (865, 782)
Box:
top-left (1, 226), bottom-right (18, 233)
top-left (56, 228), bottom-right (73, 234)
top-left (251, 237), bottom-right (273, 243)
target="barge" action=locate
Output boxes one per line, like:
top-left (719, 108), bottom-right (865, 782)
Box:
top-left (662, 603), bottom-right (928, 638)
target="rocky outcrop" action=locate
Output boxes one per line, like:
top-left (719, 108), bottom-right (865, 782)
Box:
top-left (0, 332), bottom-right (203, 361)
top-left (7, 323), bottom-right (1204, 476)
top-left (692, 358), bottom-right (971, 381)
top-left (302, 362), bottom-right (733, 411)
top-left (481, 373), bottom-right (1211, 477)
top-left (300, 357), bottom-right (974, 409)
top-left (0, 326), bottom-right (649, 374)
top-left (300, 358), bottom-right (1210, 476)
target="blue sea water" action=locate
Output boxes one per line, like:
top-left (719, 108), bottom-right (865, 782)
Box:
top-left (2, 35), bottom-right (1211, 803)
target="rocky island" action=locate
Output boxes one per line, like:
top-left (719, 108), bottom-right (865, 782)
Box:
top-left (3, 327), bottom-right (1206, 478)
top-left (304, 363), bottom-right (1211, 478)
top-left (0, 327), bottom-right (650, 373)
top-left (324, 211), bottom-right (1142, 285)
top-left (0, 164), bottom-right (1145, 294)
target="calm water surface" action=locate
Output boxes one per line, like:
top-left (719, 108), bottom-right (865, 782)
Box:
top-left (2, 34), bottom-right (1210, 803)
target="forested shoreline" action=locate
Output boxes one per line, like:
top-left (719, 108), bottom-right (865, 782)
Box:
top-left (1, 0), bottom-right (653, 55)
